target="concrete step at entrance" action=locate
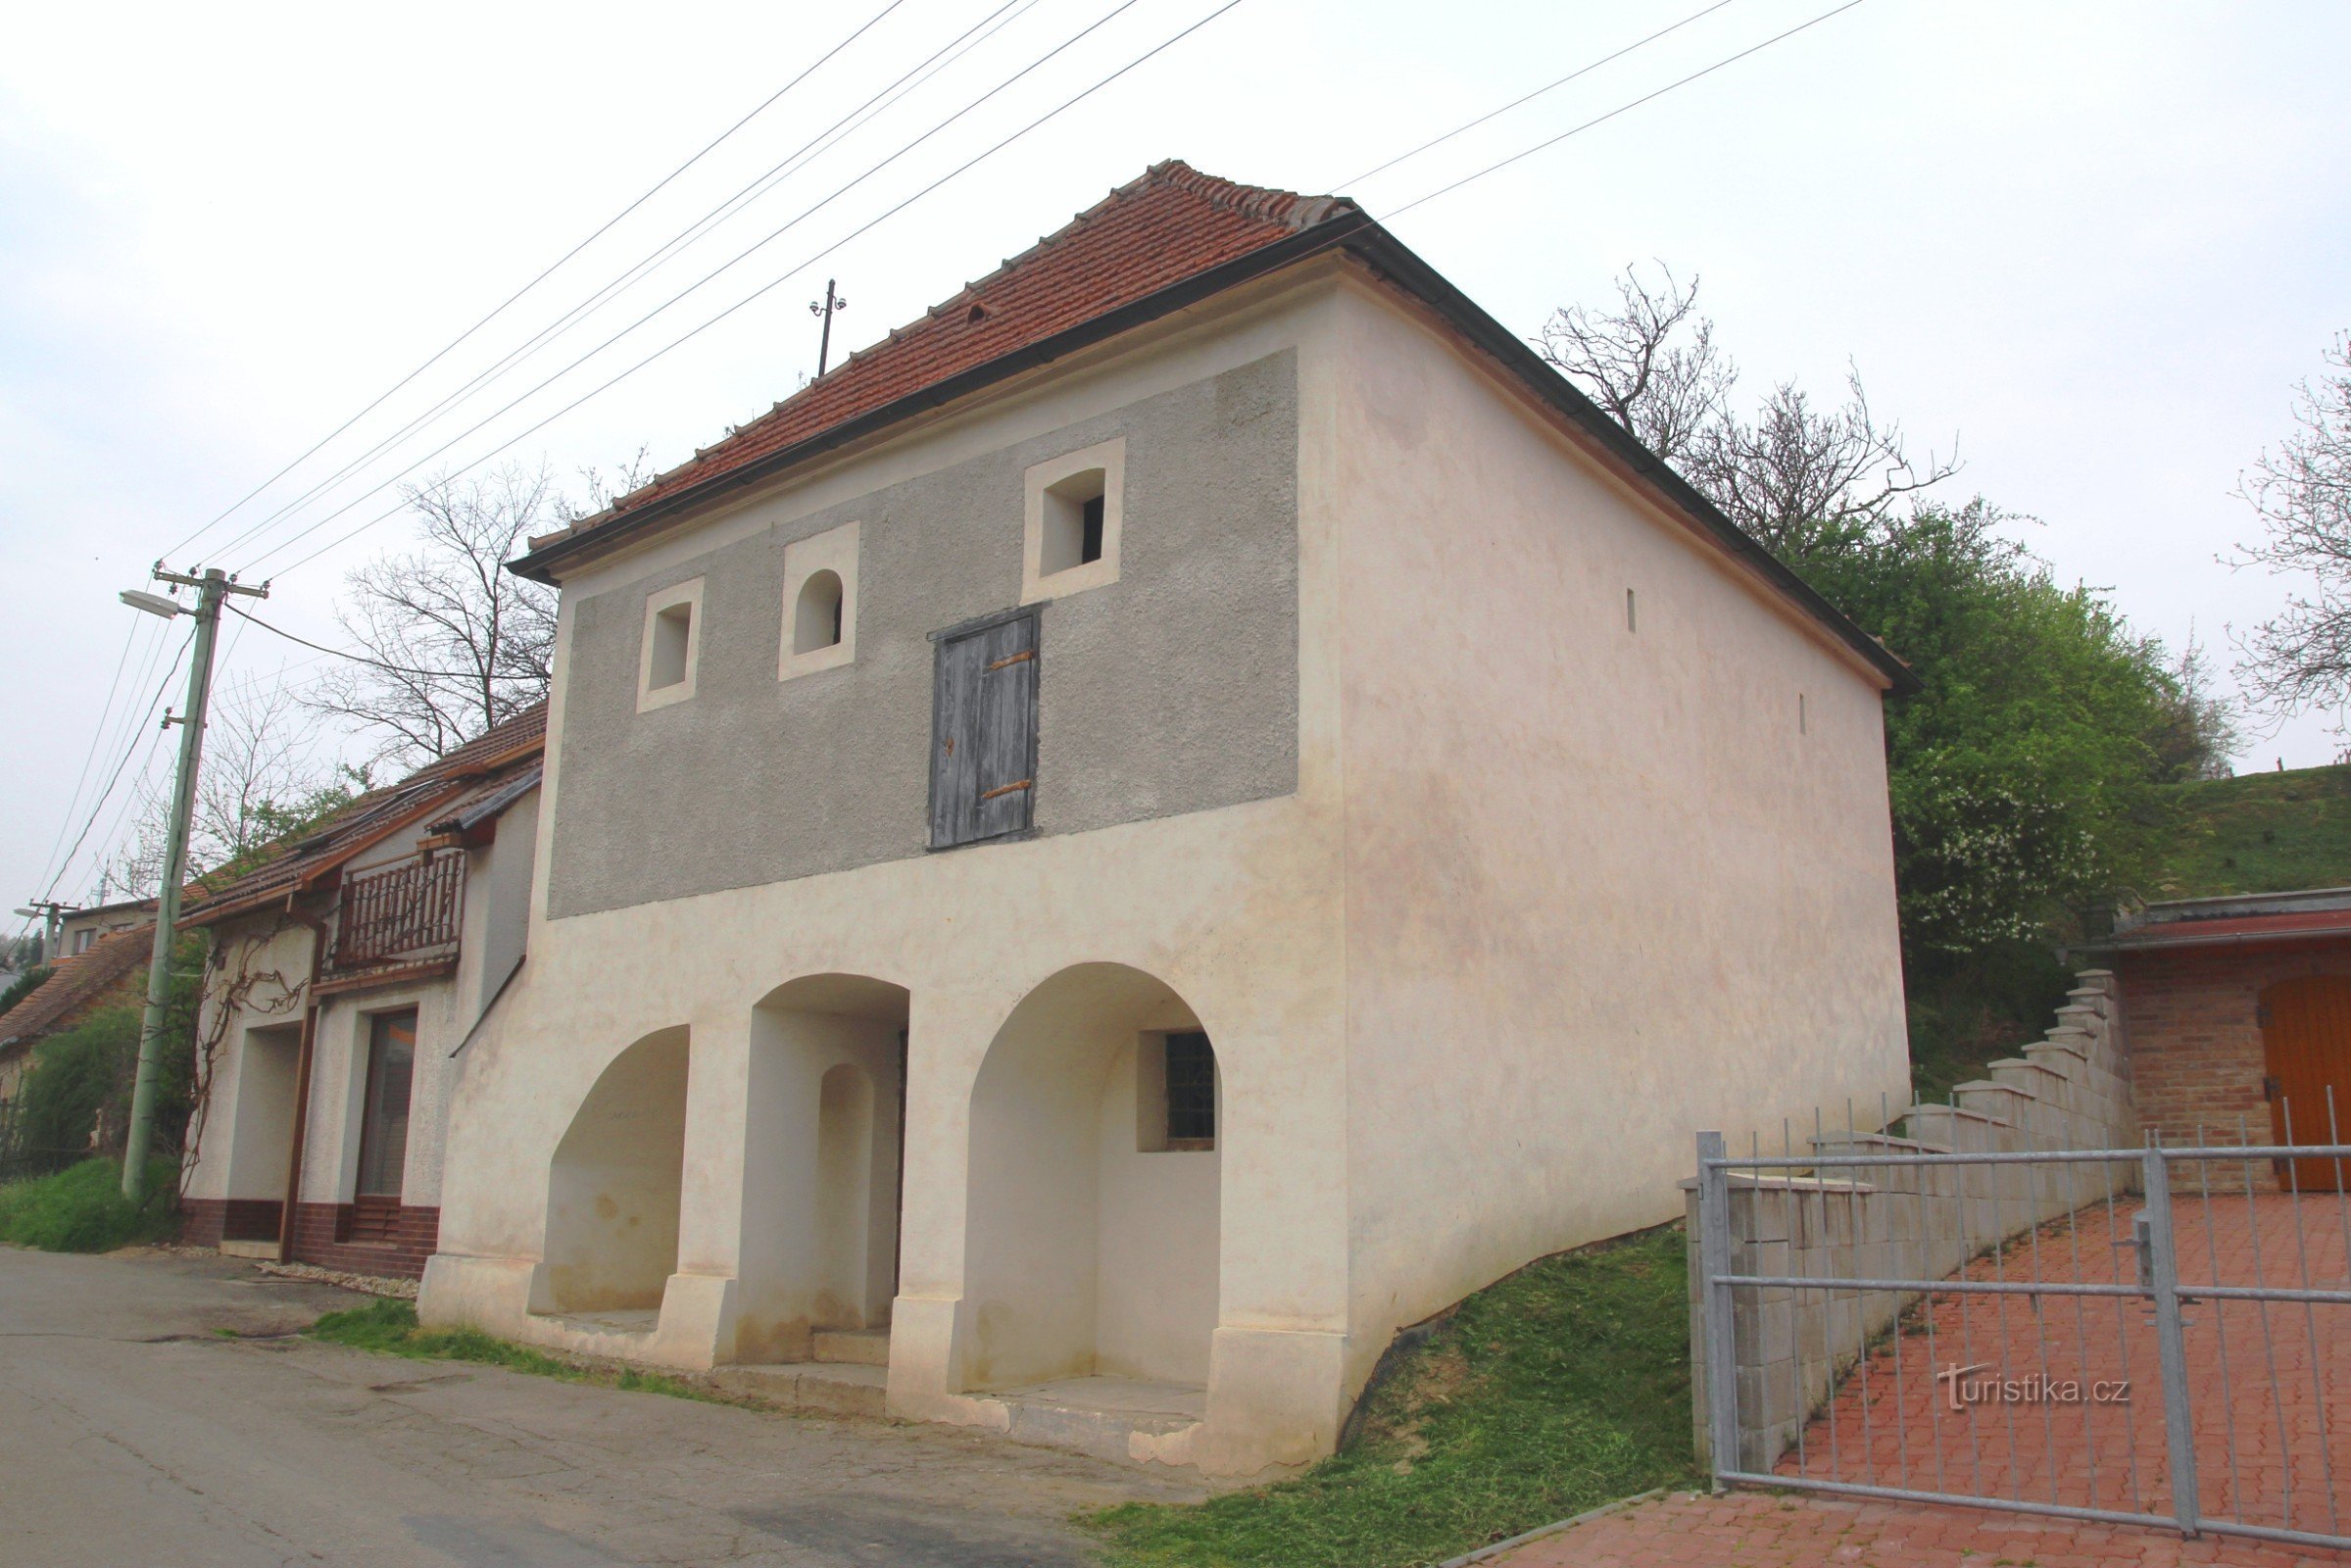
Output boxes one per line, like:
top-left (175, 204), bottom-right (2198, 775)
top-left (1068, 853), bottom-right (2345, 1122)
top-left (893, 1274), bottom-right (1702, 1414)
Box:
top-left (810, 1326), bottom-right (891, 1366)
top-left (992, 1376), bottom-right (1205, 1464)
top-left (708, 1360), bottom-right (887, 1417)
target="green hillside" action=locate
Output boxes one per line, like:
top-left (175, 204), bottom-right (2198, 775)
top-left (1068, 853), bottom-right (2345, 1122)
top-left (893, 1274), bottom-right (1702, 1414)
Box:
top-left (2143, 762), bottom-right (2351, 902)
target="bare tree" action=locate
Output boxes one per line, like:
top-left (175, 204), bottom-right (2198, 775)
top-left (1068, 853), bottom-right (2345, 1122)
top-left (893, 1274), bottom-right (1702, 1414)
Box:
top-left (563, 444), bottom-right (655, 524)
top-left (1534, 263), bottom-right (1957, 554)
top-left (308, 463), bottom-right (566, 766)
top-left (2229, 333), bottom-right (2351, 722)
top-left (96, 675), bottom-right (351, 900)
top-left (1534, 263), bottom-right (1732, 467)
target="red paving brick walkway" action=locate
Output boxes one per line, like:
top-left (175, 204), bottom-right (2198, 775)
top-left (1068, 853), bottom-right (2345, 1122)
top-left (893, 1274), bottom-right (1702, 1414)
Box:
top-left (1495, 1488), bottom-right (2349, 1566)
top-left (1493, 1187), bottom-right (2351, 1566)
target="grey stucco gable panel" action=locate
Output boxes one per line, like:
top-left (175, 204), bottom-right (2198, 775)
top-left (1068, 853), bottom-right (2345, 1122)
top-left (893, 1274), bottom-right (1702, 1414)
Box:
top-left (548, 351), bottom-right (1301, 919)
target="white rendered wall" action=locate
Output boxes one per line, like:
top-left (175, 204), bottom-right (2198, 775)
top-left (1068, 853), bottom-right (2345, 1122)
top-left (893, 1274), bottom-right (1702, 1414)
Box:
top-left (1094, 1038), bottom-right (1220, 1384)
top-left (425, 271), bottom-right (1359, 1474)
top-left (221, 1024), bottom-right (300, 1200)
top-left (1326, 279), bottom-right (1911, 1388)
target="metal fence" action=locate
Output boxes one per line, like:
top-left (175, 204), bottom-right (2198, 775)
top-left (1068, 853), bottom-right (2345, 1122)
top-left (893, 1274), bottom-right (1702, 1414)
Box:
top-left (1694, 1121), bottom-right (2351, 1552)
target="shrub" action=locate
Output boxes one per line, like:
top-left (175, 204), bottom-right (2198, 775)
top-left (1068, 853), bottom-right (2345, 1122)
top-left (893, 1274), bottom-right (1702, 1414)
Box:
top-left (0, 1156), bottom-right (180, 1252)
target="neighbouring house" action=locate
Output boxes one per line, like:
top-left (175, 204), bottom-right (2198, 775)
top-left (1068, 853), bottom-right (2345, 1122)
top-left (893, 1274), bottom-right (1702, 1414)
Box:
top-left (2090, 886), bottom-right (2351, 1188)
top-left (419, 161), bottom-right (1915, 1474)
top-left (177, 709), bottom-right (543, 1274)
top-left (0, 923), bottom-right (154, 1134)
top-left (55, 895), bottom-right (158, 956)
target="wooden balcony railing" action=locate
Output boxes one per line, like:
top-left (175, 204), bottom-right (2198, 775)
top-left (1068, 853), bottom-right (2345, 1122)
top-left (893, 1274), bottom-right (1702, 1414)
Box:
top-left (329, 854), bottom-right (465, 973)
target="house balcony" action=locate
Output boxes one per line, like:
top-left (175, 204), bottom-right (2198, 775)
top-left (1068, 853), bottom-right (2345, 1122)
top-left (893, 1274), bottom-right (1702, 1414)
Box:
top-left (323, 853), bottom-right (465, 988)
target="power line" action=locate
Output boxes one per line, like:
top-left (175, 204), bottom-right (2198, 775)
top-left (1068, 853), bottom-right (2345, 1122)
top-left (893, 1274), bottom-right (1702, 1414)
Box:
top-left (71, 618), bottom-right (181, 876)
top-left (1379, 0), bottom-right (1875, 224)
top-left (82, 725), bottom-right (172, 907)
top-left (27, 618), bottom-right (142, 900)
top-left (158, 0), bottom-right (915, 565)
top-left (203, 0), bottom-right (1047, 571)
top-left (37, 628), bottom-right (194, 907)
top-left (224, 604), bottom-right (505, 680)
top-left (1337, 0), bottom-right (1743, 189)
top-left (239, 0), bottom-right (1158, 573)
top-left (248, 0), bottom-right (1245, 578)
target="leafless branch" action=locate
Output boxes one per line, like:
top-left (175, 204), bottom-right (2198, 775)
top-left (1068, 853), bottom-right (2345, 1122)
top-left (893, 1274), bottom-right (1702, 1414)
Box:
top-left (2228, 332), bottom-right (2351, 722)
top-left (1534, 263), bottom-right (1958, 553)
top-left (307, 461), bottom-right (564, 767)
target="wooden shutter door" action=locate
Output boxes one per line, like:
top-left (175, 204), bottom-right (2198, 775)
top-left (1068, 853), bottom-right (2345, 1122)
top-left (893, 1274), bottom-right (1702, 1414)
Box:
top-left (930, 628), bottom-right (986, 847)
top-left (930, 612), bottom-right (1038, 848)
top-left (972, 615), bottom-right (1037, 840)
top-left (2261, 975), bottom-right (2351, 1191)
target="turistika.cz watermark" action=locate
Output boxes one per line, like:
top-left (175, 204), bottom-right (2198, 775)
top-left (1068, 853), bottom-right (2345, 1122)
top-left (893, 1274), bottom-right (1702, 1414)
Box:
top-left (1936, 1362), bottom-right (2131, 1411)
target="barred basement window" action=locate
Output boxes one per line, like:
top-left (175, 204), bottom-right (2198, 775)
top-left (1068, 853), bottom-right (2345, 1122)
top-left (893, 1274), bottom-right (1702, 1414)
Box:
top-left (1163, 1031), bottom-right (1216, 1150)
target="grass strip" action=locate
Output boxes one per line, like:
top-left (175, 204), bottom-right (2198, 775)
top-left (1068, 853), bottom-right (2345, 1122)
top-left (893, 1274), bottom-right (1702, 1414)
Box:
top-left (1085, 1223), bottom-right (1698, 1568)
top-left (308, 1298), bottom-right (727, 1404)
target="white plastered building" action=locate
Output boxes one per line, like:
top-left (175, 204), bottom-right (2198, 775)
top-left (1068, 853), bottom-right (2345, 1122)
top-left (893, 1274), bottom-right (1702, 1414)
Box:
top-left (419, 164), bottom-right (1913, 1474)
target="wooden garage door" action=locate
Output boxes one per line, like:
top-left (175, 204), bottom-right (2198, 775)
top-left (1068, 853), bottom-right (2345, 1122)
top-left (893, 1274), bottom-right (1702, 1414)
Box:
top-left (2259, 975), bottom-right (2351, 1191)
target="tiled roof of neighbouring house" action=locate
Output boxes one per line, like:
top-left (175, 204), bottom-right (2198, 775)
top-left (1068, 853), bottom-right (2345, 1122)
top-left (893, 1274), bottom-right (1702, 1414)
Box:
top-left (183, 703), bottom-right (548, 925)
top-left (516, 161), bottom-right (1354, 575)
top-left (0, 925), bottom-right (154, 1048)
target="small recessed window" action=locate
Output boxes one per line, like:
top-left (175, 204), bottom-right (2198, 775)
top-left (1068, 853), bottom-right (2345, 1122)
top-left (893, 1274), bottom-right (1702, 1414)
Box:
top-left (649, 604), bottom-right (692, 688)
top-left (1799, 693), bottom-right (1808, 734)
top-left (1041, 471), bottom-right (1106, 575)
top-left (779, 520), bottom-right (858, 681)
top-left (795, 568), bottom-right (844, 654)
top-left (1137, 1029), bottom-right (1217, 1152)
top-left (1626, 588), bottom-right (1637, 632)
top-left (1022, 438), bottom-right (1123, 604)
top-left (637, 578), bottom-right (704, 710)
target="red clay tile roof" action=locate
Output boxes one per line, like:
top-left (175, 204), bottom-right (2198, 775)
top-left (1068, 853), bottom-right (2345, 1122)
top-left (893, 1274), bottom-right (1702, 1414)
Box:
top-left (184, 703), bottom-right (547, 926)
top-left (0, 925), bottom-right (154, 1048)
top-left (521, 161), bottom-right (1353, 567)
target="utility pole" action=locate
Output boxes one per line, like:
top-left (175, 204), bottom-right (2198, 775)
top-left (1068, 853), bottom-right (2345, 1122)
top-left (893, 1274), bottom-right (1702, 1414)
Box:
top-left (118, 565), bottom-right (268, 1200)
top-left (12, 901), bottom-right (66, 963)
top-left (808, 278), bottom-right (848, 377)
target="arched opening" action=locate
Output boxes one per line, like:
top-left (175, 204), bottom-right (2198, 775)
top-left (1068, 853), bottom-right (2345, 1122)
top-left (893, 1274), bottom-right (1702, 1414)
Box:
top-left (541, 1025), bottom-right (689, 1318)
top-left (794, 568), bottom-right (845, 654)
top-left (737, 974), bottom-right (906, 1362)
top-left (962, 963), bottom-right (1220, 1395)
top-left (2259, 975), bottom-right (2351, 1191)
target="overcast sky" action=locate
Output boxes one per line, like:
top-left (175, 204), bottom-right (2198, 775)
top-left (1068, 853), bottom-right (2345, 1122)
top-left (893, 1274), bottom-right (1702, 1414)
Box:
top-left (3, 0), bottom-right (2345, 923)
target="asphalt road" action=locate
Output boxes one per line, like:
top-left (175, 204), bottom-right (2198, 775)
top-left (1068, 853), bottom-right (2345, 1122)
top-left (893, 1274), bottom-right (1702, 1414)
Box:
top-left (0, 1247), bottom-right (1201, 1567)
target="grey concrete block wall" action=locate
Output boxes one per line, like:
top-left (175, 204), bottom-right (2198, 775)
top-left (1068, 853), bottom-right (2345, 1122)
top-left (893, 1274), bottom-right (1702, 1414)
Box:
top-left (1688, 969), bottom-right (2142, 1472)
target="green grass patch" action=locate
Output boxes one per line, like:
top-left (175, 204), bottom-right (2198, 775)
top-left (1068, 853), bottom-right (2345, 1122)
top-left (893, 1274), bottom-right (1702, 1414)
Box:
top-left (2145, 762), bottom-right (2351, 901)
top-left (0, 1157), bottom-right (180, 1252)
top-left (307, 1298), bottom-right (722, 1402)
top-left (1085, 1224), bottom-right (1696, 1568)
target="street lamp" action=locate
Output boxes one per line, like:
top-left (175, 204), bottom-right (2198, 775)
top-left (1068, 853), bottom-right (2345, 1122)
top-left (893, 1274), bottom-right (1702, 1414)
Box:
top-left (120, 589), bottom-right (181, 618)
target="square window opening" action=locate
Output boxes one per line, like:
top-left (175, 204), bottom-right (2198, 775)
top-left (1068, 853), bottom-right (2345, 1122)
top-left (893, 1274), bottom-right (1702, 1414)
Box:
top-left (1041, 469), bottom-right (1107, 576)
top-left (649, 602), bottom-right (693, 689)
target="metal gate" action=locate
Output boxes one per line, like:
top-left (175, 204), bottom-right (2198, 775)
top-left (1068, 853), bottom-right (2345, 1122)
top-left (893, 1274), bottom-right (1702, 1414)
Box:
top-left (1694, 1128), bottom-right (2351, 1551)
